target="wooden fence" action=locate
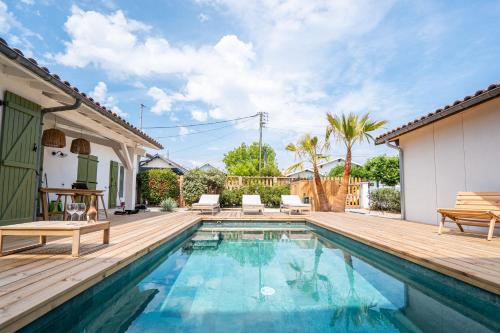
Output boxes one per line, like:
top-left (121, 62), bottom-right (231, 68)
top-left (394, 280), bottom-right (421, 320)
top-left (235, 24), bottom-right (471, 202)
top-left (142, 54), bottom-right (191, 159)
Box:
top-left (290, 177), bottom-right (361, 210)
top-left (225, 176), bottom-right (292, 189)
top-left (177, 175), bottom-right (361, 209)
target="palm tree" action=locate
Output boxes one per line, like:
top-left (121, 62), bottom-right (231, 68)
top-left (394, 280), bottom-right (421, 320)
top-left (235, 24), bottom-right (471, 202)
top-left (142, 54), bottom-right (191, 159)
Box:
top-left (326, 113), bottom-right (387, 212)
top-left (286, 134), bottom-right (330, 211)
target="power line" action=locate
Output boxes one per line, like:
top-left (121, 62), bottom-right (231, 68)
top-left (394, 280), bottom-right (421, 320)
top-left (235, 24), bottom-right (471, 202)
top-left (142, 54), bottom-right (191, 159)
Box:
top-left (154, 123), bottom-right (235, 139)
top-left (169, 117), bottom-right (255, 154)
top-left (143, 114), bottom-right (259, 129)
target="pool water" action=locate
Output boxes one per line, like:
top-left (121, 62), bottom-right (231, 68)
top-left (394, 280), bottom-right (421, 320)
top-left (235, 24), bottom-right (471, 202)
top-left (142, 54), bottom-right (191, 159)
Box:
top-left (23, 221), bottom-right (500, 333)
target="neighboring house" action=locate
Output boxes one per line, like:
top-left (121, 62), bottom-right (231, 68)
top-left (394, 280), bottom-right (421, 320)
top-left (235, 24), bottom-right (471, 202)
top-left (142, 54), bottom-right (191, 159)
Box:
top-left (140, 154), bottom-right (188, 175)
top-left (198, 163), bottom-right (223, 173)
top-left (317, 158), bottom-right (361, 175)
top-left (286, 169), bottom-right (315, 179)
top-left (375, 83), bottom-right (500, 231)
top-left (0, 40), bottom-right (162, 225)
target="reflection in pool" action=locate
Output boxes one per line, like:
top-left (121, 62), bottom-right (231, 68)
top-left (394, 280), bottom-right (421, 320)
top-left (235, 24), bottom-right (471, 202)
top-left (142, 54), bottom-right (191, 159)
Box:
top-left (23, 221), bottom-right (500, 333)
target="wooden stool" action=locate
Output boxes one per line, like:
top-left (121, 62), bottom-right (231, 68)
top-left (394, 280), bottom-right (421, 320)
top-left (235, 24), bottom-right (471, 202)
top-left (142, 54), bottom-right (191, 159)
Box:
top-left (94, 194), bottom-right (109, 220)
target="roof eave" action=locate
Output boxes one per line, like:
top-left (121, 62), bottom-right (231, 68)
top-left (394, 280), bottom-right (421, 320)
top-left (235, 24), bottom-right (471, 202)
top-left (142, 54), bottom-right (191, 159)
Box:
top-left (0, 39), bottom-right (163, 150)
top-left (375, 85), bottom-right (500, 145)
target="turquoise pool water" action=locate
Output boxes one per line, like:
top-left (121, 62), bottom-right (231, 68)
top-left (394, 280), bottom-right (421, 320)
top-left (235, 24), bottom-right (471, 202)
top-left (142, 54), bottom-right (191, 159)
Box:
top-left (23, 221), bottom-right (500, 333)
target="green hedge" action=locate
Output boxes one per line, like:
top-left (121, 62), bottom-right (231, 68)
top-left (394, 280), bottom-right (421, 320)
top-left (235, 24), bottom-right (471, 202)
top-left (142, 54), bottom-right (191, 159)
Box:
top-left (182, 169), bottom-right (226, 205)
top-left (369, 188), bottom-right (400, 212)
top-left (221, 184), bottom-right (290, 208)
top-left (137, 169), bottom-right (179, 205)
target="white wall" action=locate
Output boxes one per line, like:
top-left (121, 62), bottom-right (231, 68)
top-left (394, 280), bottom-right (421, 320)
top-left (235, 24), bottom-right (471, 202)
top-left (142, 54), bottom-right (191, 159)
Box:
top-left (42, 133), bottom-right (123, 209)
top-left (399, 98), bottom-right (500, 233)
top-left (143, 158), bottom-right (170, 169)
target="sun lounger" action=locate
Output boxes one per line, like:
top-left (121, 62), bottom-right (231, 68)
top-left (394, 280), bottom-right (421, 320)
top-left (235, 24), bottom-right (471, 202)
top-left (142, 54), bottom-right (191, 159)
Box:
top-left (280, 195), bottom-right (312, 215)
top-left (242, 195), bottom-right (265, 214)
top-left (437, 192), bottom-right (500, 240)
top-left (192, 194), bottom-right (220, 215)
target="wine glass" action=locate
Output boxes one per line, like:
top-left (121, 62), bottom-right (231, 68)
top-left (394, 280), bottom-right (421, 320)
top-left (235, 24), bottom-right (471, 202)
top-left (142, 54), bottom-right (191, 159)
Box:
top-left (75, 203), bottom-right (86, 224)
top-left (66, 203), bottom-right (77, 224)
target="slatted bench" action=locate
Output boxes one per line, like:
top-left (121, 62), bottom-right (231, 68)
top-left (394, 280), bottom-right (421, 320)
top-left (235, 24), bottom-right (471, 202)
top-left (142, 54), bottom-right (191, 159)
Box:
top-left (437, 192), bottom-right (500, 240)
top-left (0, 220), bottom-right (110, 257)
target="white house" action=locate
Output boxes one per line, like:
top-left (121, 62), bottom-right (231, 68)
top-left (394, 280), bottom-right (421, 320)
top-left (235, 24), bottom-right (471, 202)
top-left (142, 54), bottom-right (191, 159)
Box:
top-left (317, 158), bottom-right (361, 175)
top-left (140, 154), bottom-right (188, 175)
top-left (0, 40), bottom-right (162, 225)
top-left (285, 168), bottom-right (315, 179)
top-left (375, 82), bottom-right (500, 232)
top-left (198, 163), bottom-right (223, 173)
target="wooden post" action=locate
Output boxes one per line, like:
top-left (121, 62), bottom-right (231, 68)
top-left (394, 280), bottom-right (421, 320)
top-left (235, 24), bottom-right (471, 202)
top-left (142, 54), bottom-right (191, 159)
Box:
top-left (178, 176), bottom-right (184, 207)
top-left (72, 230), bottom-right (81, 257)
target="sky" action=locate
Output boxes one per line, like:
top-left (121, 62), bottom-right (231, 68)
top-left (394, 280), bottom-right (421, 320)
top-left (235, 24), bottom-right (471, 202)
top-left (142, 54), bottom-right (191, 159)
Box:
top-left (1, 0), bottom-right (500, 171)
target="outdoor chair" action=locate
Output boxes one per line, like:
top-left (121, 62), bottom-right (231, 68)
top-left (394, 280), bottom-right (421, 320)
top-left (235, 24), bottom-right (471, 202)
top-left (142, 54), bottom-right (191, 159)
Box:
top-left (280, 195), bottom-right (312, 215)
top-left (242, 195), bottom-right (265, 214)
top-left (437, 192), bottom-right (500, 240)
top-left (192, 194), bottom-right (220, 215)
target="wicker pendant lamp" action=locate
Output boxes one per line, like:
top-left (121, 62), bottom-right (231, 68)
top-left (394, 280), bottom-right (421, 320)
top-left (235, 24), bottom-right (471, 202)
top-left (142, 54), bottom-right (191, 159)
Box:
top-left (70, 128), bottom-right (91, 155)
top-left (41, 116), bottom-right (66, 148)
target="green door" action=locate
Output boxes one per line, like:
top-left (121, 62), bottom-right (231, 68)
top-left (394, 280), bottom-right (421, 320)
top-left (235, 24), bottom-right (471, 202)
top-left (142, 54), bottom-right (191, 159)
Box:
top-left (77, 154), bottom-right (98, 190)
top-left (0, 91), bottom-right (41, 225)
top-left (108, 161), bottom-right (118, 208)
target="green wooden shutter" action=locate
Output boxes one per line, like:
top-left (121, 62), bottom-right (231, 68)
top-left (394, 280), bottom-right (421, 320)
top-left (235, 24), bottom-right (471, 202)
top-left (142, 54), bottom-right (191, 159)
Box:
top-left (87, 155), bottom-right (98, 190)
top-left (108, 161), bottom-right (118, 208)
top-left (77, 155), bottom-right (88, 183)
top-left (77, 154), bottom-right (98, 190)
top-left (0, 91), bottom-right (41, 225)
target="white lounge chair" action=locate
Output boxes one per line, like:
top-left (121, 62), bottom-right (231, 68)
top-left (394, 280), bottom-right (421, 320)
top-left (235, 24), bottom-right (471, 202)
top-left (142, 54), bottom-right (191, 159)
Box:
top-left (242, 195), bottom-right (265, 214)
top-left (280, 195), bottom-right (312, 215)
top-left (192, 194), bottom-right (220, 215)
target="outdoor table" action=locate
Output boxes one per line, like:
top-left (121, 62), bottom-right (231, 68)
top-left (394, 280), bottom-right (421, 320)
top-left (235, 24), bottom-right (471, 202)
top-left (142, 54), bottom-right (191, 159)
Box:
top-left (0, 220), bottom-right (110, 257)
top-left (39, 188), bottom-right (108, 221)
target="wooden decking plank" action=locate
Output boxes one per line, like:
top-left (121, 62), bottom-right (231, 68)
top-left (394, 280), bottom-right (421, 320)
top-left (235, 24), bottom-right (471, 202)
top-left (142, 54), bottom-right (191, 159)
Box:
top-left (0, 213), bottom-right (191, 289)
top-left (0, 213), bottom-right (201, 332)
top-left (307, 213), bottom-right (500, 294)
top-left (0, 210), bottom-right (499, 333)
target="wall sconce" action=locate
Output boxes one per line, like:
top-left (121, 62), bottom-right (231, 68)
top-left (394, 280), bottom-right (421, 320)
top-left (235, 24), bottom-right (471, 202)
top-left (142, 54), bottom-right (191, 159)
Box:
top-left (51, 150), bottom-right (67, 158)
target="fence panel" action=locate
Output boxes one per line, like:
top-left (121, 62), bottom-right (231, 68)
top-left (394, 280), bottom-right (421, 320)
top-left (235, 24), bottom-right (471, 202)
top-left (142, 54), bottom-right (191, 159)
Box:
top-left (290, 177), bottom-right (361, 210)
top-left (225, 176), bottom-right (292, 189)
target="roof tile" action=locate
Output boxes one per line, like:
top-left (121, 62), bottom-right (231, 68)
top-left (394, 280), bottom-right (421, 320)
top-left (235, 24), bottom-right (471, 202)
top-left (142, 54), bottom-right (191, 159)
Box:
top-left (376, 83), bottom-right (500, 142)
top-left (0, 39), bottom-right (162, 149)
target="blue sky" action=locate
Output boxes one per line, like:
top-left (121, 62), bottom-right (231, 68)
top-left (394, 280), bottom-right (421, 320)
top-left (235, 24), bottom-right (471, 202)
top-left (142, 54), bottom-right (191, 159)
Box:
top-left (2, 0), bottom-right (500, 170)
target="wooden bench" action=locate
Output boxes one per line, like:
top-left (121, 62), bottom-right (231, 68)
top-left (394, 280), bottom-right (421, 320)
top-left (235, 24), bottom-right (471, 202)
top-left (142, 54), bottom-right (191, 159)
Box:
top-left (437, 192), bottom-right (500, 240)
top-left (0, 220), bottom-right (110, 257)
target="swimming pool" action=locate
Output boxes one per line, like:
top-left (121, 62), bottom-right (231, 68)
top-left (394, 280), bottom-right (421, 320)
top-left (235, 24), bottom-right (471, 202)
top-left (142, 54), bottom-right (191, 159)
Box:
top-left (23, 221), bottom-right (500, 332)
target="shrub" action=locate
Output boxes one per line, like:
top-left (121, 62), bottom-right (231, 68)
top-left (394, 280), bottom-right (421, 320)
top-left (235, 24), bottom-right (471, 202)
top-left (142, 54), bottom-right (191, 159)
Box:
top-left (160, 197), bottom-right (178, 212)
top-left (220, 184), bottom-right (290, 208)
top-left (369, 188), bottom-right (400, 212)
top-left (137, 169), bottom-right (179, 205)
top-left (182, 169), bottom-right (226, 205)
top-left (221, 188), bottom-right (243, 207)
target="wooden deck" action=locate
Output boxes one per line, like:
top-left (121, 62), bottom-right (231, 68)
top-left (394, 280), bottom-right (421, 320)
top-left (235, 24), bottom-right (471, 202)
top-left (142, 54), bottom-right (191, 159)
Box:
top-left (0, 210), bottom-right (499, 332)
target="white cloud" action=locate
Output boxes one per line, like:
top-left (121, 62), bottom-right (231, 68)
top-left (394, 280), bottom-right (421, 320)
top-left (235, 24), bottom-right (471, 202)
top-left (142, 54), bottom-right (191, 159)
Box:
top-left (0, 1), bottom-right (39, 54)
top-left (20, 0), bottom-right (35, 5)
top-left (198, 13), bottom-right (209, 22)
top-left (190, 109), bottom-right (208, 122)
top-left (147, 86), bottom-right (175, 114)
top-left (53, 3), bottom-right (397, 133)
top-left (179, 126), bottom-right (190, 136)
top-left (90, 81), bottom-right (128, 117)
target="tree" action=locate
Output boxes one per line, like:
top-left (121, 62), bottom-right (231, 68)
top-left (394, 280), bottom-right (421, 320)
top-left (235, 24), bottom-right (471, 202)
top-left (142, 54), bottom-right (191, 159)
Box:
top-left (182, 169), bottom-right (225, 205)
top-left (364, 155), bottom-right (399, 186)
top-left (137, 169), bottom-right (179, 205)
top-left (286, 134), bottom-right (330, 211)
top-left (326, 113), bottom-right (387, 212)
top-left (327, 163), bottom-right (370, 179)
top-left (223, 142), bottom-right (281, 176)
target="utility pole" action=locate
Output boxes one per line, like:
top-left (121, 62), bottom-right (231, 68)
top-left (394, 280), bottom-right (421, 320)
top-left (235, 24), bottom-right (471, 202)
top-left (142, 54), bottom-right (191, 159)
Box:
top-left (257, 112), bottom-right (268, 175)
top-left (140, 104), bottom-right (145, 131)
